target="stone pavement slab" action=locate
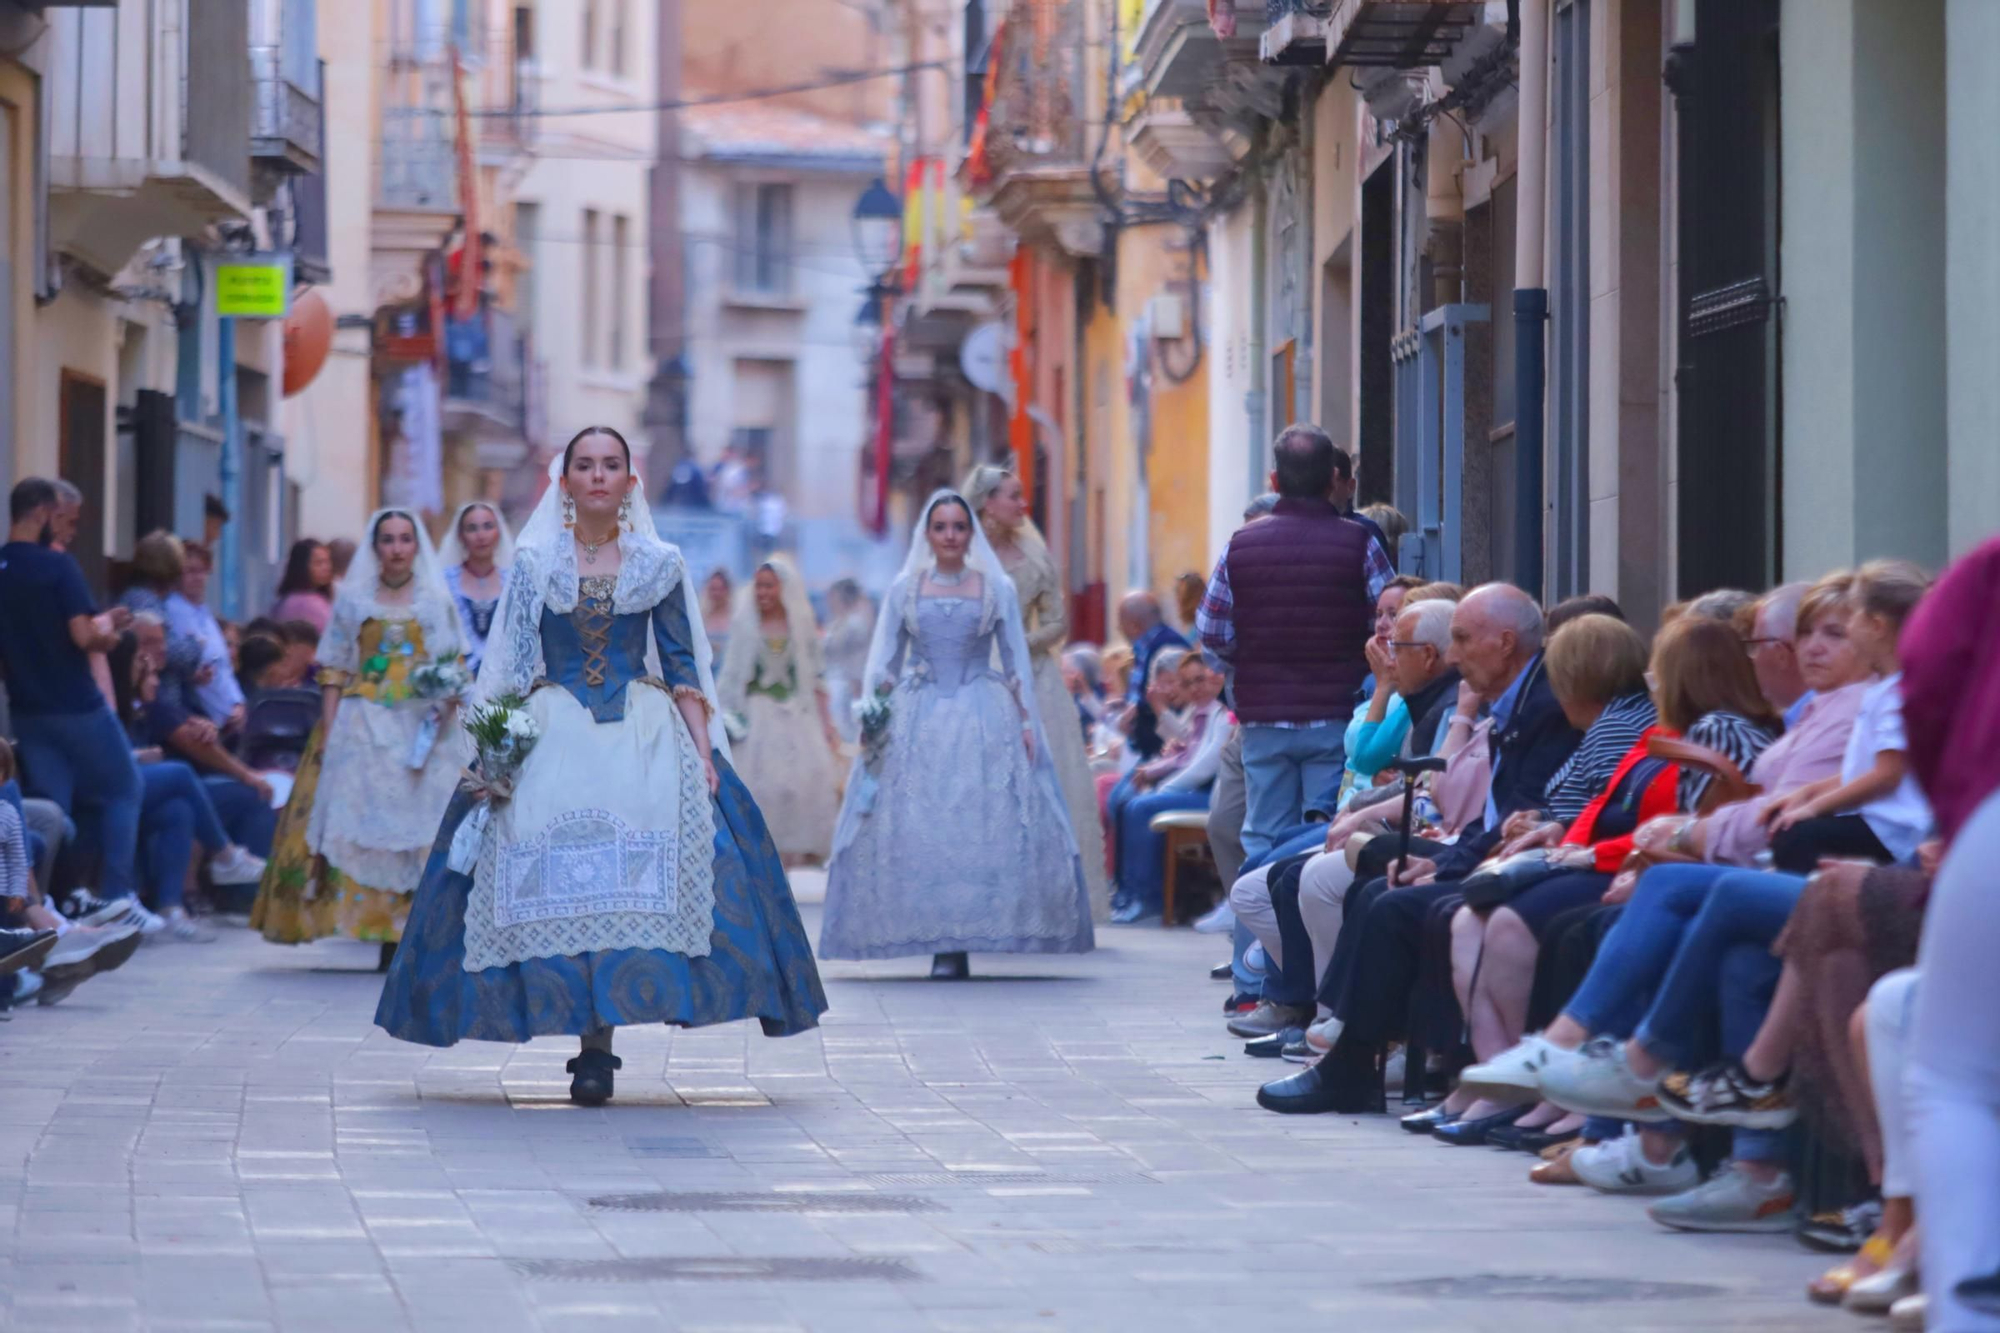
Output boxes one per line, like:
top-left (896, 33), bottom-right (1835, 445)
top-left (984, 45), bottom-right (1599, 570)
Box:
top-left (0, 908), bottom-right (1840, 1331)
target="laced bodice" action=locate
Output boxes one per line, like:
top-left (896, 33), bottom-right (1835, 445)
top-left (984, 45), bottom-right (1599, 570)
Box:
top-left (905, 595), bottom-right (1013, 695)
top-left (536, 575), bottom-right (683, 723)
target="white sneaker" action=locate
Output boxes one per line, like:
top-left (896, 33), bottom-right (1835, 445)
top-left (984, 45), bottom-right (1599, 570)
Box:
top-left (1382, 1046), bottom-right (1406, 1091)
top-left (1457, 1033), bottom-right (1566, 1100)
top-left (63, 890), bottom-right (136, 927)
top-left (1646, 1165), bottom-right (1797, 1232)
top-left (1306, 1015), bottom-right (1344, 1054)
top-left (7, 971), bottom-right (43, 1005)
top-left (1887, 1294), bottom-right (1926, 1332)
top-left (44, 920), bottom-right (141, 968)
top-left (1192, 901), bottom-right (1235, 934)
top-left (163, 911), bottom-right (219, 944)
top-left (1534, 1036), bottom-right (1672, 1122)
top-left (1569, 1129), bottom-right (1699, 1196)
top-left (124, 902), bottom-right (167, 937)
top-left (206, 846), bottom-right (267, 886)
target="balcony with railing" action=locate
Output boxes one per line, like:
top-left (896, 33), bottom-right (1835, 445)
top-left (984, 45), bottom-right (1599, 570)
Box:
top-left (969, 0), bottom-right (1101, 256)
top-left (1127, 0), bottom-right (1266, 179)
top-left (45, 0), bottom-right (253, 277)
top-left (441, 304), bottom-right (533, 467)
top-left (250, 0), bottom-right (324, 186)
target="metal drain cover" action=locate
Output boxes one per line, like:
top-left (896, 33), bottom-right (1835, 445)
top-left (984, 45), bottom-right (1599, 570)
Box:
top-left (621, 1136), bottom-right (723, 1159)
top-left (512, 1256), bottom-right (918, 1283)
top-left (1369, 1274), bottom-right (1726, 1304)
top-left (589, 1190), bottom-right (943, 1214)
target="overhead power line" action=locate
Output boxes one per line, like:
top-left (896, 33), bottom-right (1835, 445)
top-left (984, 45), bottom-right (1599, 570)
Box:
top-left (455, 61), bottom-right (952, 120)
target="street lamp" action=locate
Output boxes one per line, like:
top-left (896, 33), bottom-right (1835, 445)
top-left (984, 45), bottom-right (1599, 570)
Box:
top-left (851, 176), bottom-right (904, 283)
top-left (851, 295), bottom-right (883, 363)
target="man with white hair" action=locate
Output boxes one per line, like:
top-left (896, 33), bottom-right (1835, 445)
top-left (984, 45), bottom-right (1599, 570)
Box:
top-left (1257, 583), bottom-right (1582, 1114)
top-left (1743, 581), bottom-right (1812, 726)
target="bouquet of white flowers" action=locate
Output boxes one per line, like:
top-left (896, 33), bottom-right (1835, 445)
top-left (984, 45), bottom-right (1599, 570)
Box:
top-left (847, 690), bottom-right (895, 814)
top-left (405, 660), bottom-right (475, 769)
top-left (446, 693), bottom-right (542, 873)
top-left (409, 660), bottom-right (472, 701)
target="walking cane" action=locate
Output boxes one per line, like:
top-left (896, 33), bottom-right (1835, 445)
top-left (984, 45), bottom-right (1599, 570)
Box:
top-left (1384, 756), bottom-right (1447, 883)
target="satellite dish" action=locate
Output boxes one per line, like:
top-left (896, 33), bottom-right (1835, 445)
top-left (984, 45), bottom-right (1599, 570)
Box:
top-left (960, 321), bottom-right (1005, 395)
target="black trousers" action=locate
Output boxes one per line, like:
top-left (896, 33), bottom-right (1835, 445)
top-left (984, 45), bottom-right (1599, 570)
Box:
top-left (1770, 814), bottom-right (1893, 874)
top-left (1313, 834), bottom-right (1450, 1021)
top-left (1325, 876), bottom-right (1464, 1045)
top-left (1526, 902), bottom-right (1623, 1031)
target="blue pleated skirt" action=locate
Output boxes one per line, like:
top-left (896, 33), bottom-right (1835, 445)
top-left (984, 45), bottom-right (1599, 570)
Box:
top-left (373, 754), bottom-right (828, 1046)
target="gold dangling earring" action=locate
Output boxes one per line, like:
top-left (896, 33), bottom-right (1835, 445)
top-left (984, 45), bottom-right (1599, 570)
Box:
top-left (562, 491), bottom-right (576, 530)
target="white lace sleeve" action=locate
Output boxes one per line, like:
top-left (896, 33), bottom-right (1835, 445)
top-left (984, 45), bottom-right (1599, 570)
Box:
top-left (474, 548), bottom-right (546, 704)
top-left (318, 596), bottom-right (362, 675)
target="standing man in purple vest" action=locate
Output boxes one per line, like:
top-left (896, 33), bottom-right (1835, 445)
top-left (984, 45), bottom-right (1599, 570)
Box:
top-left (1197, 425), bottom-right (1392, 862)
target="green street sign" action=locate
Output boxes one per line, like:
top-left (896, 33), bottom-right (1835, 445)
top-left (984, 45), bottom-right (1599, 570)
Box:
top-left (214, 255), bottom-right (293, 317)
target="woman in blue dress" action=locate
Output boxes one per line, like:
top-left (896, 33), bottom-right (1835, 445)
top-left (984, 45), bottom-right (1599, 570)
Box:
top-left (376, 428), bottom-right (827, 1105)
top-left (818, 490), bottom-right (1093, 979)
top-left (437, 500), bottom-right (513, 676)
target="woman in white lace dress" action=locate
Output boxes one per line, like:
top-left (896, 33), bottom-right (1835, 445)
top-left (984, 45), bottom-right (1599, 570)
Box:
top-left (964, 465), bottom-right (1111, 922)
top-left (819, 490), bottom-right (1094, 979)
top-left (718, 555), bottom-right (842, 863)
top-left (251, 510), bottom-right (467, 967)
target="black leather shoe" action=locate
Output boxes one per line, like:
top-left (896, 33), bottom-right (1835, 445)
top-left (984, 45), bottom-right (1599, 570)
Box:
top-left (0, 928), bottom-right (58, 975)
top-left (930, 952), bottom-right (969, 980)
top-left (1256, 1042), bottom-right (1384, 1115)
top-left (1516, 1126), bottom-right (1581, 1154)
top-left (566, 1050), bottom-right (623, 1106)
top-left (1244, 1028), bottom-right (1306, 1059)
top-left (1209, 962), bottom-right (1234, 981)
top-left (1430, 1104), bottom-right (1529, 1146)
top-left (1400, 1105), bottom-right (1459, 1134)
top-left (377, 941), bottom-right (397, 973)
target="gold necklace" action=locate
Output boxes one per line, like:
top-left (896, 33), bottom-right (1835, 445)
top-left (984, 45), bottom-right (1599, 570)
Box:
top-left (576, 528), bottom-right (615, 565)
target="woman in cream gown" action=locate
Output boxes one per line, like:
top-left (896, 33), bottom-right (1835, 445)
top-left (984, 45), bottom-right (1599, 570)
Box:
top-left (717, 555), bottom-right (843, 863)
top-left (963, 466), bottom-right (1111, 922)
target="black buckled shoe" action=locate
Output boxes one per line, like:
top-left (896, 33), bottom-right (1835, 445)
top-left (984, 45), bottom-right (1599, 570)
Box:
top-left (1400, 1105), bottom-right (1460, 1134)
top-left (929, 952), bottom-right (970, 981)
top-left (566, 1050), bottom-right (622, 1106)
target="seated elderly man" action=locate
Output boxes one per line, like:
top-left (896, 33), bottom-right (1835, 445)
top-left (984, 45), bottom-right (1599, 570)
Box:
top-left (1106, 654), bottom-right (1232, 923)
top-left (1225, 597), bottom-right (1460, 1040)
top-left (1257, 584), bottom-right (1583, 1114)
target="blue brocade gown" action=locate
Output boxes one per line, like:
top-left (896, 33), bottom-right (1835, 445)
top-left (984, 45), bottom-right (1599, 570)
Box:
top-left (375, 576), bottom-right (827, 1045)
top-left (818, 592), bottom-right (1094, 960)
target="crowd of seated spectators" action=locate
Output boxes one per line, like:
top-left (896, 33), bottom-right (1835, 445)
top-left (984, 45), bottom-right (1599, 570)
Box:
top-left (1130, 453), bottom-right (1999, 1331)
top-left (1, 478), bottom-right (335, 1013)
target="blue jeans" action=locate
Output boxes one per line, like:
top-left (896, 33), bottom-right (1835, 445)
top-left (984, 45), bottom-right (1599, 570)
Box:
top-left (1243, 822), bottom-right (1326, 874)
top-left (138, 762), bottom-right (233, 910)
top-left (1231, 920), bottom-right (1266, 998)
top-left (205, 776), bottom-right (275, 858)
top-left (14, 708), bottom-right (143, 900)
top-left (1239, 722), bottom-right (1345, 862)
top-left (1564, 863), bottom-right (1741, 1037)
top-left (1632, 870), bottom-right (1805, 1067)
top-left (1115, 788), bottom-right (1210, 909)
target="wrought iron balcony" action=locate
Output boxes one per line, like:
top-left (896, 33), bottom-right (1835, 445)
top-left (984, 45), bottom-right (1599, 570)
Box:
top-left (250, 0), bottom-right (323, 180)
top-left (972, 0), bottom-right (1102, 256)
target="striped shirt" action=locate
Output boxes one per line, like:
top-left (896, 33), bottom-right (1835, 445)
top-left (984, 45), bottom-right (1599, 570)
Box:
top-left (0, 801), bottom-right (29, 905)
top-left (1541, 691), bottom-right (1658, 824)
top-left (1679, 710), bottom-right (1779, 811)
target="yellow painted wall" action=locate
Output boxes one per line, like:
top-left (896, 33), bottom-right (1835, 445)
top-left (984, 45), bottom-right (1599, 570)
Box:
top-left (1, 60), bottom-right (38, 486)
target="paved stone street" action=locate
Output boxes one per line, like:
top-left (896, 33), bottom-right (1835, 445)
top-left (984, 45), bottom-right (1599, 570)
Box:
top-left (2, 891), bottom-right (1839, 1333)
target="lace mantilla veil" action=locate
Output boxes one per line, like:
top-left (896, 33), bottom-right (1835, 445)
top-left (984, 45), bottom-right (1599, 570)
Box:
top-left (326, 507), bottom-right (463, 663)
top-left (837, 490), bottom-right (1076, 851)
top-left (718, 552), bottom-right (824, 710)
top-left (436, 500), bottom-right (517, 572)
top-left (472, 451), bottom-right (731, 757)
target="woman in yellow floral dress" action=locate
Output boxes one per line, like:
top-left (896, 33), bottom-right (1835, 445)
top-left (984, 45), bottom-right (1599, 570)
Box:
top-left (251, 510), bottom-right (468, 968)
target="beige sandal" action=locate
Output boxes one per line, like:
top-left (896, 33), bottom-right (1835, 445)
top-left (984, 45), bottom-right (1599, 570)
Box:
top-left (1530, 1138), bottom-right (1584, 1185)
